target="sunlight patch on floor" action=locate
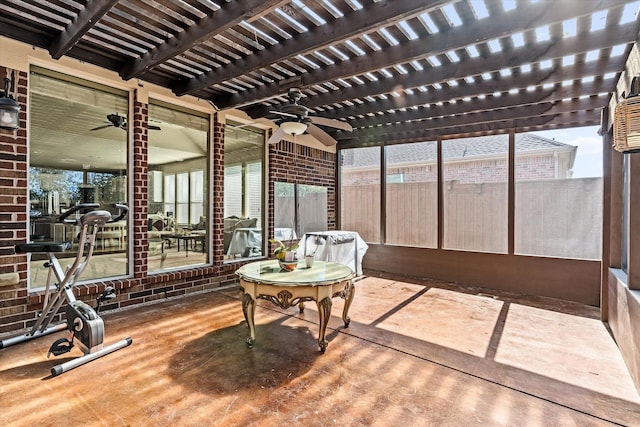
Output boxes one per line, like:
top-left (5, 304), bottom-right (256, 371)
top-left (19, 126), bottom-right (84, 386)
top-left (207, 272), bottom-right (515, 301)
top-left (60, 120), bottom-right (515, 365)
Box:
top-left (374, 287), bottom-right (504, 357)
top-left (494, 303), bottom-right (640, 403)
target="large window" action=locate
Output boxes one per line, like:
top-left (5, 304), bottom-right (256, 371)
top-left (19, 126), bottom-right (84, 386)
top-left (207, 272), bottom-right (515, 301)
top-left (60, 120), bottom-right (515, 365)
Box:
top-left (274, 182), bottom-right (328, 239)
top-left (339, 130), bottom-right (602, 261)
top-left (515, 127), bottom-right (603, 259)
top-left (340, 146), bottom-right (381, 243)
top-left (442, 135), bottom-right (509, 253)
top-left (385, 141), bottom-right (438, 248)
top-left (28, 67), bottom-right (129, 288)
top-left (148, 101), bottom-right (209, 271)
top-left (224, 122), bottom-right (265, 260)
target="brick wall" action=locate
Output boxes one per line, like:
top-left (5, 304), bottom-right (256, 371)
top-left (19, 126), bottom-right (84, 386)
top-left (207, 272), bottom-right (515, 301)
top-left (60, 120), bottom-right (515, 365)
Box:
top-left (268, 140), bottom-right (337, 250)
top-left (0, 69), bottom-right (29, 334)
top-left (0, 69), bottom-right (338, 335)
top-left (344, 155), bottom-right (558, 186)
top-left (212, 118), bottom-right (225, 264)
top-left (132, 96), bottom-right (149, 279)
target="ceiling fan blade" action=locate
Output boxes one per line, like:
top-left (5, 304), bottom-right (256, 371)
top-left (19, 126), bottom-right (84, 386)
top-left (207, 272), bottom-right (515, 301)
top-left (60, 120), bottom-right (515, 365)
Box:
top-left (308, 116), bottom-right (352, 131)
top-left (149, 125), bottom-right (161, 130)
top-left (267, 127), bottom-right (285, 145)
top-left (90, 124), bottom-right (113, 131)
top-left (269, 110), bottom-right (298, 119)
top-left (306, 123), bottom-right (337, 146)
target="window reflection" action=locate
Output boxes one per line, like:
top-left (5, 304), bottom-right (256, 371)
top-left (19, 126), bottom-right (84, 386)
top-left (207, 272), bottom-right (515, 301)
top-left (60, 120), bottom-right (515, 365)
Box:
top-left (148, 102), bottom-right (209, 271)
top-left (224, 122), bottom-right (265, 260)
top-left (274, 182), bottom-right (327, 240)
top-left (28, 68), bottom-right (129, 289)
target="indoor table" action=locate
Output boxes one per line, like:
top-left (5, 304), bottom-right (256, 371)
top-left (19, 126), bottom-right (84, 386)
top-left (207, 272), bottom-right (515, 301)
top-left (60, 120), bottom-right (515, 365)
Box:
top-left (166, 233), bottom-right (205, 257)
top-left (236, 259), bottom-right (355, 353)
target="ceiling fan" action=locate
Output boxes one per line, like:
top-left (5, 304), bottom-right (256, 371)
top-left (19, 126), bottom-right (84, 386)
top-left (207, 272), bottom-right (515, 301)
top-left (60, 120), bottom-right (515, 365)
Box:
top-left (266, 88), bottom-right (352, 146)
top-left (90, 113), bottom-right (161, 131)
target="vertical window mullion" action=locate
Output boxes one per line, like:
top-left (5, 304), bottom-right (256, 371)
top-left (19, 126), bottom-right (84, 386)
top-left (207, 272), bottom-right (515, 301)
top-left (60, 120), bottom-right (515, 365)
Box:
top-left (508, 131), bottom-right (515, 255)
top-left (380, 145), bottom-right (386, 244)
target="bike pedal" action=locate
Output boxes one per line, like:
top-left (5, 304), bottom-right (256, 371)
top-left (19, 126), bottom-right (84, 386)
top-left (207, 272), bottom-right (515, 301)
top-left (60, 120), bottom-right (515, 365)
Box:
top-left (47, 338), bottom-right (73, 357)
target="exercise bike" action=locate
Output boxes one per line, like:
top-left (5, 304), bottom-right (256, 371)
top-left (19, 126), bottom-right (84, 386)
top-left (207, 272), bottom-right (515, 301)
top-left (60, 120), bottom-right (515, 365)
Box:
top-left (0, 203), bottom-right (132, 376)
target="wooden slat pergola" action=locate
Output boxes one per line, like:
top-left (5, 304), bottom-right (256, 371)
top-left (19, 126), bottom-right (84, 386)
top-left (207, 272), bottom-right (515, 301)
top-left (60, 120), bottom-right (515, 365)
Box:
top-left (1, 0), bottom-right (637, 144)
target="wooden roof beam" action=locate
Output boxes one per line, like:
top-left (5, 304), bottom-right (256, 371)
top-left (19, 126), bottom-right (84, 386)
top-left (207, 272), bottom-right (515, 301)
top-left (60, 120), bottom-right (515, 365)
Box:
top-left (347, 79), bottom-right (611, 129)
top-left (308, 60), bottom-right (618, 122)
top-left (211, 1), bottom-right (635, 109)
top-left (49, 0), bottom-right (118, 59)
top-left (173, 0), bottom-right (451, 95)
top-left (338, 111), bottom-right (598, 147)
top-left (0, 18), bottom-right (54, 47)
top-left (119, 0), bottom-right (288, 81)
top-left (292, 27), bottom-right (633, 110)
top-left (338, 95), bottom-right (603, 141)
top-left (339, 115), bottom-right (555, 148)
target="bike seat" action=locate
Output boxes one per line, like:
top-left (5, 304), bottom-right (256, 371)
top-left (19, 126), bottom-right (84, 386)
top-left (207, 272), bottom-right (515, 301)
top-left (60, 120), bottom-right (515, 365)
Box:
top-left (15, 241), bottom-right (72, 253)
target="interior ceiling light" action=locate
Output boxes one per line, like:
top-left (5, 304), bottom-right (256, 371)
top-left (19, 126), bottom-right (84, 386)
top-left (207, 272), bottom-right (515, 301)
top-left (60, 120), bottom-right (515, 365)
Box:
top-left (0, 74), bottom-right (20, 130)
top-left (280, 121), bottom-right (308, 136)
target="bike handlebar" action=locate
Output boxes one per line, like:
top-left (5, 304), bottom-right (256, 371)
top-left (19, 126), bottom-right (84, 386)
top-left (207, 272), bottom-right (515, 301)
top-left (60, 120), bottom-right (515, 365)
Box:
top-left (57, 203), bottom-right (129, 225)
top-left (110, 203), bottom-right (128, 223)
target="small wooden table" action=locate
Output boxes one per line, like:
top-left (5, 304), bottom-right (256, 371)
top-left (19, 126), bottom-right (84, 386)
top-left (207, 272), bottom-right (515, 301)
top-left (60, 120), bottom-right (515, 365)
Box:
top-left (236, 260), bottom-right (355, 353)
top-left (167, 233), bottom-right (205, 257)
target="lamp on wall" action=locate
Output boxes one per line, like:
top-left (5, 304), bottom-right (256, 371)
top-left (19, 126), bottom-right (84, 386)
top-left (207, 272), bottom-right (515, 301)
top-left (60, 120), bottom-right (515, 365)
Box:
top-left (0, 74), bottom-right (20, 130)
top-left (280, 120), bottom-right (307, 136)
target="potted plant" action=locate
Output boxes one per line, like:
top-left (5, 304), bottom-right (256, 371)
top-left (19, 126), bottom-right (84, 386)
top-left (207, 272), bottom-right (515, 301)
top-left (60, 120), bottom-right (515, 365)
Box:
top-left (269, 238), bottom-right (299, 271)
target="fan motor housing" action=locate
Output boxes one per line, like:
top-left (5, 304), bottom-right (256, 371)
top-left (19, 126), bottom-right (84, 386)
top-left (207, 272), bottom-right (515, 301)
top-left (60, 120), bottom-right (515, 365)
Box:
top-left (281, 104), bottom-right (308, 118)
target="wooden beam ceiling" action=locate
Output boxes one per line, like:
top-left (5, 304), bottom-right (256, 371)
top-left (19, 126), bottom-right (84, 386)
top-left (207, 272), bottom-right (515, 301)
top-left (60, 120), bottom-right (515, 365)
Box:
top-left (337, 95), bottom-right (605, 143)
top-left (119, 0), bottom-right (288, 81)
top-left (173, 0), bottom-right (450, 95)
top-left (213, 0), bottom-right (632, 110)
top-left (0, 0), bottom-right (638, 146)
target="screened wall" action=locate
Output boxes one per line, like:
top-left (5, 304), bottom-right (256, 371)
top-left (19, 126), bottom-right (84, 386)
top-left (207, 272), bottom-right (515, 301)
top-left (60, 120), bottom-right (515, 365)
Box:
top-left (340, 128), bottom-right (603, 262)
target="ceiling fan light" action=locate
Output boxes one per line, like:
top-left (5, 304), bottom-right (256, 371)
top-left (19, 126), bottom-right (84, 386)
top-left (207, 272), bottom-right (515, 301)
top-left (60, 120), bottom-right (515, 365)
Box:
top-left (280, 121), bottom-right (307, 136)
top-left (0, 95), bottom-right (20, 130)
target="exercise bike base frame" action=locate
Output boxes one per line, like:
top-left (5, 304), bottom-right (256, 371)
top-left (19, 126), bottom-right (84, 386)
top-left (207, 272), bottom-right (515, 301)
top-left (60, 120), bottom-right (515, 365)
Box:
top-left (0, 323), bottom-right (67, 349)
top-left (51, 337), bottom-right (133, 377)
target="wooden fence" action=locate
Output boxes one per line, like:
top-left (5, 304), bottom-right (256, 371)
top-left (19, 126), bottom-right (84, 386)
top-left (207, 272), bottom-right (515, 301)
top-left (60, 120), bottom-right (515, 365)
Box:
top-left (341, 177), bottom-right (603, 260)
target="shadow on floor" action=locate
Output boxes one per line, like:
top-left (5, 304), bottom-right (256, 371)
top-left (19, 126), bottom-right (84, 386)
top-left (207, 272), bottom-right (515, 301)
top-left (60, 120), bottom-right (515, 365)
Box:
top-left (1, 272), bottom-right (639, 426)
top-left (167, 319), bottom-right (322, 394)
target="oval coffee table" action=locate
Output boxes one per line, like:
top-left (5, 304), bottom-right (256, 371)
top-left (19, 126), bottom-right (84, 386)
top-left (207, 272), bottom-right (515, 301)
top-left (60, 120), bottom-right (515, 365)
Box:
top-left (236, 259), bottom-right (355, 353)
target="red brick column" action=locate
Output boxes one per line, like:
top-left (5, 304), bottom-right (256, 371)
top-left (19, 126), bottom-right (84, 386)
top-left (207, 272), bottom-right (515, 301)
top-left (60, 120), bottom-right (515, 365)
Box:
top-left (212, 116), bottom-right (225, 264)
top-left (0, 68), bottom-right (30, 333)
top-left (132, 92), bottom-right (149, 278)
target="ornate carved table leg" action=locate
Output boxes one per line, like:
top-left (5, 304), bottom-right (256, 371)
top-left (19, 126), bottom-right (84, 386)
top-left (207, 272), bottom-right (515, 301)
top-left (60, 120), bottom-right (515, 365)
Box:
top-left (298, 301), bottom-right (305, 313)
top-left (341, 280), bottom-right (355, 327)
top-left (316, 296), bottom-right (332, 353)
top-left (242, 292), bottom-right (256, 346)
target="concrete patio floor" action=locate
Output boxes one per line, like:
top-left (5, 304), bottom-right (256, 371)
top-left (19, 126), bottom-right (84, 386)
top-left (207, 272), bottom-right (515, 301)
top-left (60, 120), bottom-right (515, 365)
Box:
top-left (1, 271), bottom-right (639, 426)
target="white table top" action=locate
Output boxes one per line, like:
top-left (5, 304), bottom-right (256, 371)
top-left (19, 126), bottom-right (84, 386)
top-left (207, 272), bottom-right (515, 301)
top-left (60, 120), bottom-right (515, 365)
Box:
top-left (236, 260), bottom-right (353, 286)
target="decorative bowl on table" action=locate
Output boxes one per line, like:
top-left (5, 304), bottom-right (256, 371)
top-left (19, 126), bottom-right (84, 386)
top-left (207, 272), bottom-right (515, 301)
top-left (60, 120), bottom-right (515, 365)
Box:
top-left (278, 260), bottom-right (298, 271)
